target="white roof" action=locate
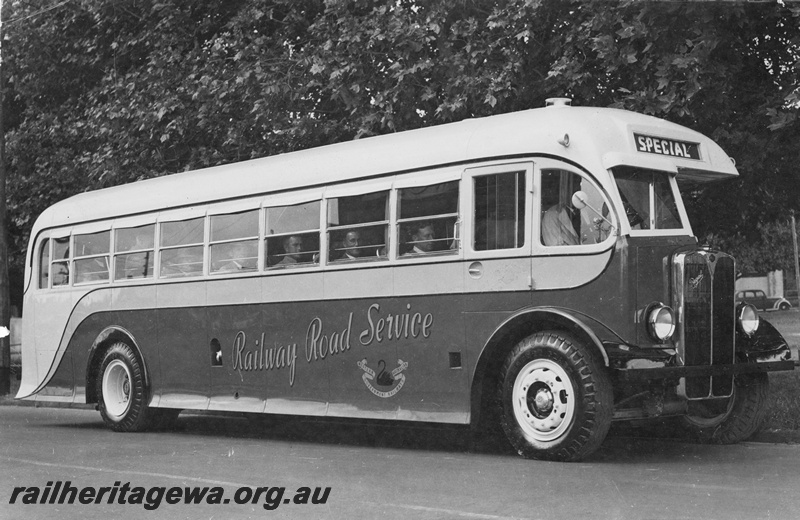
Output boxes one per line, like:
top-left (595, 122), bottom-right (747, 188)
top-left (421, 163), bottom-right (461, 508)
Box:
top-left (31, 105), bottom-right (738, 236)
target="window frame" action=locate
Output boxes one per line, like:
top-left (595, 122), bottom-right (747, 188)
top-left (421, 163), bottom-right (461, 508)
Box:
top-left (37, 237), bottom-right (51, 290)
top-left (263, 195), bottom-right (322, 270)
top-left (324, 182), bottom-right (392, 265)
top-left (72, 230), bottom-right (112, 286)
top-left (462, 161), bottom-right (533, 260)
top-left (156, 211), bottom-right (208, 280)
top-left (532, 160), bottom-right (618, 256)
top-left (112, 223), bottom-right (156, 282)
top-left (396, 179), bottom-right (460, 259)
top-left (208, 207), bottom-right (260, 275)
top-left (610, 166), bottom-right (693, 238)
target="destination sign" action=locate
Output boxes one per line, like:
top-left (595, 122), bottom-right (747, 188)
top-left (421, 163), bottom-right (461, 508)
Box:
top-left (634, 133), bottom-right (700, 160)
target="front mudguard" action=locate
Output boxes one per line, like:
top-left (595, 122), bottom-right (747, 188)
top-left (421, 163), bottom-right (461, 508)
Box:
top-left (737, 317), bottom-right (793, 364)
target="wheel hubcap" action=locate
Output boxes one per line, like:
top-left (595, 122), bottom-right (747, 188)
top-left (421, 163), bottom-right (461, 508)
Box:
top-left (529, 384), bottom-right (555, 417)
top-left (512, 358), bottom-right (576, 444)
top-left (102, 360), bottom-right (133, 419)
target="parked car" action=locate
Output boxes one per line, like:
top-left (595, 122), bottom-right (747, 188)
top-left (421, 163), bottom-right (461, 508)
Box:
top-left (735, 289), bottom-right (792, 311)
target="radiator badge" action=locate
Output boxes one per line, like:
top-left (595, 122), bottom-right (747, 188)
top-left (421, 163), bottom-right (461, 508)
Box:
top-left (358, 359), bottom-right (408, 398)
top-left (689, 272), bottom-right (705, 289)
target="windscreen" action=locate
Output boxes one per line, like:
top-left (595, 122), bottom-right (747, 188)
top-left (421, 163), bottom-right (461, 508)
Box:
top-left (612, 167), bottom-right (683, 231)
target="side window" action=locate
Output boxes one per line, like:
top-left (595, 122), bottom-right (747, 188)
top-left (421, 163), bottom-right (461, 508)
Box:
top-left (74, 231), bottom-right (110, 284)
top-left (265, 201), bottom-right (320, 268)
top-left (52, 237), bottom-right (70, 287)
top-left (398, 181), bottom-right (459, 256)
top-left (210, 210), bottom-right (259, 274)
top-left (38, 239), bottom-right (50, 289)
top-left (541, 169), bottom-right (611, 247)
top-left (160, 217), bottom-right (205, 278)
top-left (473, 171), bottom-right (525, 251)
top-left (327, 191), bottom-right (389, 262)
top-left (114, 224), bottom-right (155, 280)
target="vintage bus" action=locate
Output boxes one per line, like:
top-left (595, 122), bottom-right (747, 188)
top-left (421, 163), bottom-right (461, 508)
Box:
top-left (17, 99), bottom-right (794, 462)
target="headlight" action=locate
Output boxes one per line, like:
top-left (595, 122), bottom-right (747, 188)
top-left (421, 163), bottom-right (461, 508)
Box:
top-left (646, 303), bottom-right (676, 342)
top-left (737, 303), bottom-right (759, 336)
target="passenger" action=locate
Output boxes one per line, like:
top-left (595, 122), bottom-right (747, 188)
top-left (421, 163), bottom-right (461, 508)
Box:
top-left (404, 222), bottom-right (436, 255)
top-left (341, 230), bottom-right (362, 260)
top-left (542, 203), bottom-right (580, 246)
top-left (52, 262), bottom-right (70, 286)
top-left (276, 235), bottom-right (304, 266)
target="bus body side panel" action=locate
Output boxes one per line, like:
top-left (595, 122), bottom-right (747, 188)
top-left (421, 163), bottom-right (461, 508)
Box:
top-left (21, 290), bottom-right (80, 400)
top-left (207, 301), bottom-right (331, 416)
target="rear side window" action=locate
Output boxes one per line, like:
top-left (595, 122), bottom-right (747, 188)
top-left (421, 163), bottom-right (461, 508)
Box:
top-left (114, 224), bottom-right (155, 280)
top-left (160, 217), bottom-right (205, 278)
top-left (52, 237), bottom-right (70, 287)
top-left (327, 191), bottom-right (389, 262)
top-left (38, 239), bottom-right (50, 289)
top-left (74, 231), bottom-right (111, 284)
top-left (398, 181), bottom-right (459, 256)
top-left (265, 201), bottom-right (320, 268)
top-left (210, 210), bottom-right (259, 274)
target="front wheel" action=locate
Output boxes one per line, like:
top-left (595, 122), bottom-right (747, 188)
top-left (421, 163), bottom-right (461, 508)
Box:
top-left (97, 342), bottom-right (161, 432)
top-left (498, 331), bottom-right (613, 462)
top-left (683, 372), bottom-right (769, 443)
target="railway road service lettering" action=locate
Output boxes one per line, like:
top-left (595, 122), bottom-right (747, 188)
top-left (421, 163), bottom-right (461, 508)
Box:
top-left (232, 332), bottom-right (298, 386)
top-left (305, 313), bottom-right (354, 362)
top-left (232, 302), bottom-right (434, 386)
top-left (359, 303), bottom-right (433, 346)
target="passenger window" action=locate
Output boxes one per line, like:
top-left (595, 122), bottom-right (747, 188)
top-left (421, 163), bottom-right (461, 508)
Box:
top-left (52, 237), bottom-right (70, 287)
top-left (473, 171), bottom-right (525, 251)
top-left (114, 224), bottom-right (155, 280)
top-left (74, 231), bottom-right (110, 284)
top-left (327, 191), bottom-right (389, 262)
top-left (541, 169), bottom-right (611, 246)
top-left (210, 210), bottom-right (259, 274)
top-left (38, 239), bottom-right (50, 289)
top-left (265, 201), bottom-right (320, 268)
top-left (398, 181), bottom-right (459, 257)
top-left (160, 217), bottom-right (205, 278)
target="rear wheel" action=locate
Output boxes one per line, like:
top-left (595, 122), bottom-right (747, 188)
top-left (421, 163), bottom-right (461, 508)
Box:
top-left (97, 342), bottom-right (162, 432)
top-left (498, 331), bottom-right (613, 462)
top-left (683, 372), bottom-right (769, 443)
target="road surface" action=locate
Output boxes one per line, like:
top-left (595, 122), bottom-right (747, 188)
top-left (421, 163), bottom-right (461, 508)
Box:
top-left (1, 406), bottom-right (798, 520)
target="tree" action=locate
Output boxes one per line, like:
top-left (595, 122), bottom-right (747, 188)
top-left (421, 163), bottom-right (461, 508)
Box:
top-left (2, 0), bottom-right (799, 301)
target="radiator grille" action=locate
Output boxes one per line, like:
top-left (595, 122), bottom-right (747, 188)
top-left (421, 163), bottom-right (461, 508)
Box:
top-left (675, 250), bottom-right (736, 399)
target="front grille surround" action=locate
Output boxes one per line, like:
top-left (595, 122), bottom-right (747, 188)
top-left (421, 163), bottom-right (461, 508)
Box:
top-left (672, 249), bottom-right (736, 399)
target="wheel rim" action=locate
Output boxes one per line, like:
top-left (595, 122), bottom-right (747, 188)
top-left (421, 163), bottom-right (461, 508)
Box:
top-left (512, 358), bottom-right (576, 444)
top-left (102, 360), bottom-right (132, 419)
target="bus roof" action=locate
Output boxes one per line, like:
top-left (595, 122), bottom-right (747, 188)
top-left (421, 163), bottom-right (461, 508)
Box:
top-left (32, 104), bottom-right (738, 234)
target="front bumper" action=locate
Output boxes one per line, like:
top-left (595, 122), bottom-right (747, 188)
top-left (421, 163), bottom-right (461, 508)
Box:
top-left (616, 358), bottom-right (794, 382)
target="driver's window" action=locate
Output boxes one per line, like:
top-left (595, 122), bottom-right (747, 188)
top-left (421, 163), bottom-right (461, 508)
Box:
top-left (540, 169), bottom-right (611, 247)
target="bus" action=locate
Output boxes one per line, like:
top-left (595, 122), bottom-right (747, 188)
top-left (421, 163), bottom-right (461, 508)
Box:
top-left (17, 99), bottom-right (795, 462)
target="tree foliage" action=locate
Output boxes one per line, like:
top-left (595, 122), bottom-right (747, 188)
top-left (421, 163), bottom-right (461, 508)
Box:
top-left (2, 0), bottom-right (800, 303)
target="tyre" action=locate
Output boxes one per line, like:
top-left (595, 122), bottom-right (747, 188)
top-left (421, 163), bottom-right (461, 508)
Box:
top-left (683, 372), bottom-right (769, 443)
top-left (97, 342), bottom-right (160, 432)
top-left (498, 331), bottom-right (613, 462)
top-left (779, 302), bottom-right (791, 311)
